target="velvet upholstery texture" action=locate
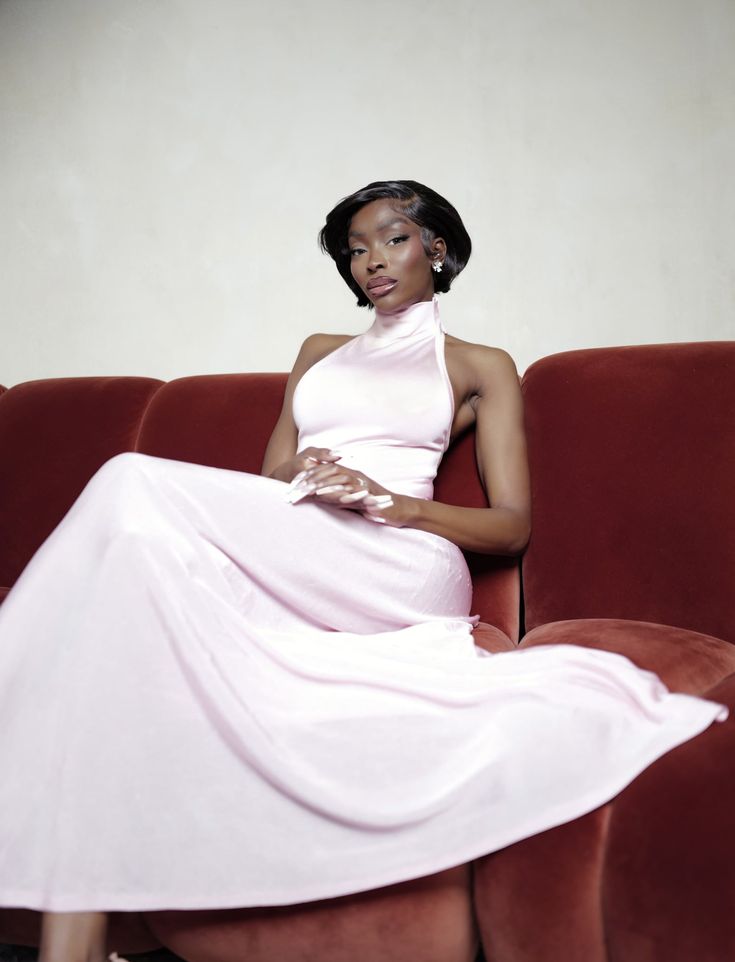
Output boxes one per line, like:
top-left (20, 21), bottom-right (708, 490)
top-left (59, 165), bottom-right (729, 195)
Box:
top-left (473, 342), bottom-right (735, 962)
top-left (135, 373), bottom-right (287, 475)
top-left (0, 377), bottom-right (162, 593)
top-left (473, 625), bottom-right (735, 962)
top-left (604, 672), bottom-right (735, 962)
top-left (471, 622), bottom-right (517, 653)
top-left (521, 342), bottom-right (735, 641)
top-left (146, 866), bottom-right (477, 962)
top-left (520, 618), bottom-right (735, 694)
top-left (475, 807), bottom-right (612, 962)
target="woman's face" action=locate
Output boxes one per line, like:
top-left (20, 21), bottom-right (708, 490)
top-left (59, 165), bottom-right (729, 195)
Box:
top-left (348, 199), bottom-right (444, 312)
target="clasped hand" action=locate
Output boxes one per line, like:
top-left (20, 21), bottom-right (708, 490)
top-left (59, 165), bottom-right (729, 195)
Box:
top-left (282, 448), bottom-right (398, 525)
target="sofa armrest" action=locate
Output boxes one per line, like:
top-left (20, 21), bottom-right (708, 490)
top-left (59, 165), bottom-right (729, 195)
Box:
top-left (603, 671), bottom-right (735, 962)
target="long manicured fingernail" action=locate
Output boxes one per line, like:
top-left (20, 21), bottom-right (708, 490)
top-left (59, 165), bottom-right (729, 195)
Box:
top-left (315, 484), bottom-right (347, 495)
top-left (340, 490), bottom-right (370, 503)
top-left (285, 484), bottom-right (315, 504)
top-left (286, 471), bottom-right (314, 492)
top-left (364, 495), bottom-right (394, 508)
top-left (304, 468), bottom-right (334, 485)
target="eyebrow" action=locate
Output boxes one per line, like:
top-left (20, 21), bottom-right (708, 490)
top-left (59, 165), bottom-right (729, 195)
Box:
top-left (348, 217), bottom-right (412, 239)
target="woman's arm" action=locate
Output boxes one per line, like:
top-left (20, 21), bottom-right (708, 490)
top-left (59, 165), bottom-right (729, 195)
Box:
top-left (393, 346), bottom-right (530, 554)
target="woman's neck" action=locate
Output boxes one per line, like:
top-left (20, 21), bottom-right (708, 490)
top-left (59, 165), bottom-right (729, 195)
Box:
top-left (368, 296), bottom-right (438, 341)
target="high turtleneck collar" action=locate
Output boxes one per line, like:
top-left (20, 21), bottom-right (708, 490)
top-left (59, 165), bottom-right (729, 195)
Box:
top-left (367, 295), bottom-right (442, 341)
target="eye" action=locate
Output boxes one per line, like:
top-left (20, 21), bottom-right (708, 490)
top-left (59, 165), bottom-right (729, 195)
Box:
top-left (387, 235), bottom-right (409, 246)
top-left (349, 247), bottom-right (366, 257)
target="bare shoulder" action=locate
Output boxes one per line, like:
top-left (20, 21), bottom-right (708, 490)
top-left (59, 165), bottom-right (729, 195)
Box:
top-left (446, 334), bottom-right (517, 370)
top-left (445, 335), bottom-right (520, 399)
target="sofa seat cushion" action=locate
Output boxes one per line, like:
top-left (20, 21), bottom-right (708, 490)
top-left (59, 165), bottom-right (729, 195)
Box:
top-left (520, 618), bottom-right (735, 695)
top-left (146, 865), bottom-right (476, 962)
top-left (472, 622), bottom-right (517, 653)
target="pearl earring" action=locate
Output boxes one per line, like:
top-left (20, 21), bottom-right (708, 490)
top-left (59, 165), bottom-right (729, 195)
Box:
top-left (432, 260), bottom-right (443, 273)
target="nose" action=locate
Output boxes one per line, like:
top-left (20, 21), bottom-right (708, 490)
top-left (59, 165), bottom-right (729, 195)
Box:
top-left (367, 247), bottom-right (386, 273)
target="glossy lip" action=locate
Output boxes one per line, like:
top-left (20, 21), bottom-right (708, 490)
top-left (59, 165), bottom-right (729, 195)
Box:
top-left (366, 276), bottom-right (398, 298)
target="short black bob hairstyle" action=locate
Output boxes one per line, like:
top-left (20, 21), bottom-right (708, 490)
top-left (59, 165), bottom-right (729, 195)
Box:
top-left (319, 180), bottom-right (472, 308)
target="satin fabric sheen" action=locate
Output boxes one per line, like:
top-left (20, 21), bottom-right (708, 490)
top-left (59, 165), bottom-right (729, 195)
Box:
top-left (293, 297), bottom-right (454, 499)
top-left (0, 298), bottom-right (726, 911)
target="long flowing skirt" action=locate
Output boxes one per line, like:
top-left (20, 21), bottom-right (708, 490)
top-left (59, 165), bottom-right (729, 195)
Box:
top-left (0, 453), bottom-right (725, 911)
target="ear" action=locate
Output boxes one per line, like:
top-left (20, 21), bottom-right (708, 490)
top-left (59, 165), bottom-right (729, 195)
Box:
top-left (429, 236), bottom-right (447, 264)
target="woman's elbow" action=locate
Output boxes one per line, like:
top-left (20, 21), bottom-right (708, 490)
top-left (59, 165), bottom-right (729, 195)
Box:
top-left (508, 523), bottom-right (531, 555)
top-left (493, 509), bottom-right (531, 556)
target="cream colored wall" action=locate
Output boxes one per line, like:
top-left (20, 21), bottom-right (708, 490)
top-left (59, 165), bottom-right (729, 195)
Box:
top-left (1, 0), bottom-right (733, 387)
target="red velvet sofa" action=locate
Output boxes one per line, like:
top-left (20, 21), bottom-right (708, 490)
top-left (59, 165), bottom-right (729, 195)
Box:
top-left (1, 340), bottom-right (734, 962)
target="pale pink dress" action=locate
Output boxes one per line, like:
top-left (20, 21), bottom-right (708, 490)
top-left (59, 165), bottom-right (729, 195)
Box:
top-left (0, 298), bottom-right (726, 911)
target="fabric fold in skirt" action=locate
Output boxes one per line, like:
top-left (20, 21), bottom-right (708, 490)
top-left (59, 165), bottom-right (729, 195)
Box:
top-left (0, 453), bottom-right (726, 911)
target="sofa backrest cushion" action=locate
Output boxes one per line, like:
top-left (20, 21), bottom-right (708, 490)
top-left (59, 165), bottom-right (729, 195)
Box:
top-left (135, 373), bottom-right (287, 474)
top-left (521, 342), bottom-right (735, 643)
top-left (135, 373), bottom-right (520, 641)
top-left (0, 376), bottom-right (162, 589)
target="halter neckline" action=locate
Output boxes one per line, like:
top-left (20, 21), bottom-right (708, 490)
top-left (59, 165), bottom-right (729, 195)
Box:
top-left (367, 296), bottom-right (442, 341)
top-left (293, 293), bottom-right (452, 500)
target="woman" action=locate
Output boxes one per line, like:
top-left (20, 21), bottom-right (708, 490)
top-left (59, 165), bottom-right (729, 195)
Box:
top-left (0, 181), bottom-right (725, 962)
top-left (264, 181), bottom-right (530, 554)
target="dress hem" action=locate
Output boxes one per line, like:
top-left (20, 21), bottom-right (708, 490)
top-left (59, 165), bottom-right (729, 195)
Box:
top-left (0, 699), bottom-right (724, 914)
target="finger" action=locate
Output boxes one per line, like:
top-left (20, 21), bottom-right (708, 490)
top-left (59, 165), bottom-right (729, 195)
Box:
top-left (286, 465), bottom-right (341, 495)
top-left (284, 485), bottom-right (314, 504)
top-left (362, 495), bottom-right (394, 509)
top-left (339, 489), bottom-right (370, 503)
top-left (290, 469), bottom-right (309, 486)
top-left (304, 448), bottom-right (341, 463)
top-left (303, 463), bottom-right (338, 478)
top-left (314, 484), bottom-right (348, 496)
top-left (361, 493), bottom-right (396, 525)
top-left (285, 473), bottom-right (316, 497)
top-left (319, 472), bottom-right (354, 486)
top-left (286, 470), bottom-right (355, 502)
top-left (303, 466), bottom-right (347, 486)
